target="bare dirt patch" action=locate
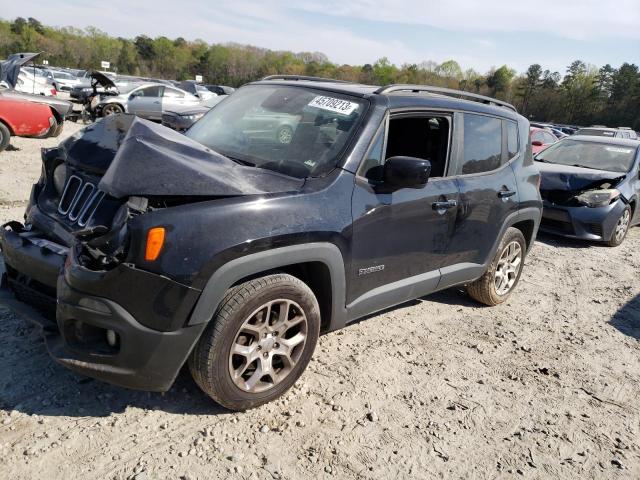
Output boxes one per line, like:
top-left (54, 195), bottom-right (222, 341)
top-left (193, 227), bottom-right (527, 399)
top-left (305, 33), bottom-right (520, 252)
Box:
top-left (1, 122), bottom-right (639, 479)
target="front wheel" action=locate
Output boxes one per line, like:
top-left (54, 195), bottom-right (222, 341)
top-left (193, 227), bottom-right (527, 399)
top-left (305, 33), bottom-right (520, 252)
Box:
top-left (101, 103), bottom-right (124, 116)
top-left (189, 273), bottom-right (320, 411)
top-left (0, 121), bottom-right (10, 152)
top-left (467, 227), bottom-right (526, 306)
top-left (606, 205), bottom-right (631, 247)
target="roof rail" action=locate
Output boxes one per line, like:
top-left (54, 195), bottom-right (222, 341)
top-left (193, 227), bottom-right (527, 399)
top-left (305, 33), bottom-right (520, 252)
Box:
top-left (375, 84), bottom-right (517, 112)
top-left (261, 75), bottom-right (351, 84)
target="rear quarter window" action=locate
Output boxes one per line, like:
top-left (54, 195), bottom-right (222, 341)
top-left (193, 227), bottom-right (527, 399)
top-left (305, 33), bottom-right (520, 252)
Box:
top-left (460, 113), bottom-right (502, 174)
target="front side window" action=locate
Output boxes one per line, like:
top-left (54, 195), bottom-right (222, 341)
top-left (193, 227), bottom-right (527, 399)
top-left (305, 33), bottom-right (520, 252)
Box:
top-left (187, 85), bottom-right (367, 178)
top-left (460, 113), bottom-right (502, 174)
top-left (359, 114), bottom-right (451, 181)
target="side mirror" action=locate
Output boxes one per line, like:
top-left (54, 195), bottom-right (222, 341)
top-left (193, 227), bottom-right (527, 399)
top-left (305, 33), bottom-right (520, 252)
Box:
top-left (382, 156), bottom-right (431, 190)
top-left (531, 140), bottom-right (544, 147)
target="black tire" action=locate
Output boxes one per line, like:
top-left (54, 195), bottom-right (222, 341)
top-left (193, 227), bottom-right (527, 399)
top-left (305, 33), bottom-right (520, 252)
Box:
top-left (605, 205), bottom-right (631, 247)
top-left (101, 103), bottom-right (124, 117)
top-left (467, 227), bottom-right (527, 306)
top-left (276, 125), bottom-right (294, 144)
top-left (189, 273), bottom-right (321, 411)
top-left (48, 120), bottom-right (64, 138)
top-left (0, 121), bottom-right (10, 152)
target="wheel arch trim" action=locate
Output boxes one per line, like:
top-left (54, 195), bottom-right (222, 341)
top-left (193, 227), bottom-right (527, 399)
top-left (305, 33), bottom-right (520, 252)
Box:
top-left (188, 243), bottom-right (348, 332)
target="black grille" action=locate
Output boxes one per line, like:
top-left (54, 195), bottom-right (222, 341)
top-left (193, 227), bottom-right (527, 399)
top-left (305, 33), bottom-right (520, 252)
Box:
top-left (541, 217), bottom-right (575, 235)
top-left (588, 223), bottom-right (604, 237)
top-left (57, 175), bottom-right (105, 227)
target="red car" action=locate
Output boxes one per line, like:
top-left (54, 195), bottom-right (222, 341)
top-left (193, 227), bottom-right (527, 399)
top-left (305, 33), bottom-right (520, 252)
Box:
top-left (0, 96), bottom-right (55, 152)
top-left (530, 126), bottom-right (558, 155)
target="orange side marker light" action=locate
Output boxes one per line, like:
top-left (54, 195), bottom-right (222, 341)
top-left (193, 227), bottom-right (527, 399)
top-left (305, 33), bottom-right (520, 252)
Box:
top-left (145, 227), bottom-right (165, 261)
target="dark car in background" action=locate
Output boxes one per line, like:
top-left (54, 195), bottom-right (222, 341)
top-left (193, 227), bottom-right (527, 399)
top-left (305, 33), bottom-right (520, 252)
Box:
top-left (0, 77), bottom-right (541, 411)
top-left (205, 85), bottom-right (235, 96)
top-left (536, 136), bottom-right (640, 246)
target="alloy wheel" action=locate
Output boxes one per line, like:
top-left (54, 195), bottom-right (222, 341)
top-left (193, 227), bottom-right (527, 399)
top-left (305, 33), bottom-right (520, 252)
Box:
top-left (277, 127), bottom-right (293, 144)
top-left (614, 209), bottom-right (630, 243)
top-left (102, 104), bottom-right (122, 116)
top-left (494, 241), bottom-right (522, 295)
top-left (229, 299), bottom-right (308, 393)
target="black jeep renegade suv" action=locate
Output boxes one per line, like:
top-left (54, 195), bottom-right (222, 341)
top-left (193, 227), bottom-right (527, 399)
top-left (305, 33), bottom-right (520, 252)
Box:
top-left (0, 76), bottom-right (542, 410)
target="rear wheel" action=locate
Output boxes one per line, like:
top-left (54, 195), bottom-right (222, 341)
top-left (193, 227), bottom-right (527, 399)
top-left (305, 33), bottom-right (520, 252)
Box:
top-left (189, 273), bottom-right (320, 411)
top-left (0, 122), bottom-right (10, 152)
top-left (606, 205), bottom-right (631, 247)
top-left (467, 227), bottom-right (526, 306)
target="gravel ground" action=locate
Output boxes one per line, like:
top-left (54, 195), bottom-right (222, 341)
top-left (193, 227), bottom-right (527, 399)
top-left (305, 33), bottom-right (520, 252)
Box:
top-left (1, 122), bottom-right (639, 479)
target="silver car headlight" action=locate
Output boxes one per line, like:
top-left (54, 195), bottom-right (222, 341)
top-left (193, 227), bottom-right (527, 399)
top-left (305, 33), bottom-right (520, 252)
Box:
top-left (183, 113), bottom-right (204, 121)
top-left (574, 189), bottom-right (620, 208)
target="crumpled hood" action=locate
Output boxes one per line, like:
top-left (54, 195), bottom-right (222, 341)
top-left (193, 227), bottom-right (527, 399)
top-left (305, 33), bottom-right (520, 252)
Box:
top-left (59, 114), bottom-right (304, 198)
top-left (0, 52), bottom-right (40, 88)
top-left (537, 161), bottom-right (625, 192)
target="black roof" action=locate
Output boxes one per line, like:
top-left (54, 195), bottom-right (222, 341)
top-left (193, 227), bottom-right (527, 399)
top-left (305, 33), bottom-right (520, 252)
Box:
top-left (250, 78), bottom-right (520, 120)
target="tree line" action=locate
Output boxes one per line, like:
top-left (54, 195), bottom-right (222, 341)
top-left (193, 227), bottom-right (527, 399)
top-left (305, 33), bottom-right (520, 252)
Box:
top-left (1, 17), bottom-right (638, 129)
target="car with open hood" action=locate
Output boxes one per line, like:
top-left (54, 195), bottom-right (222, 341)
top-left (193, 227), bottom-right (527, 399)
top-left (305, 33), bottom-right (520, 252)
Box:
top-left (0, 52), bottom-right (73, 136)
top-left (536, 135), bottom-right (640, 246)
top-left (0, 76), bottom-right (541, 411)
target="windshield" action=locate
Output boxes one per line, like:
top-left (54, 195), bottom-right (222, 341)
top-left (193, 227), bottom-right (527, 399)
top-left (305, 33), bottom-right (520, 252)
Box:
top-left (535, 139), bottom-right (637, 173)
top-left (186, 85), bottom-right (367, 178)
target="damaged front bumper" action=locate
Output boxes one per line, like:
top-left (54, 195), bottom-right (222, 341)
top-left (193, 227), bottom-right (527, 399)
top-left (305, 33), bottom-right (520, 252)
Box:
top-left (0, 222), bottom-right (206, 392)
top-left (539, 198), bottom-right (626, 242)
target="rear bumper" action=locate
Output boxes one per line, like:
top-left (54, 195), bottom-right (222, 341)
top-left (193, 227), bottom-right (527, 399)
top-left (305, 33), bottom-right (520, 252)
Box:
top-left (540, 199), bottom-right (624, 242)
top-left (0, 223), bottom-right (206, 392)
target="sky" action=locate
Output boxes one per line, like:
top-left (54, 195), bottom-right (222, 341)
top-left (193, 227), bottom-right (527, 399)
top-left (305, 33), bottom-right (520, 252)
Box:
top-left (3, 0), bottom-right (639, 75)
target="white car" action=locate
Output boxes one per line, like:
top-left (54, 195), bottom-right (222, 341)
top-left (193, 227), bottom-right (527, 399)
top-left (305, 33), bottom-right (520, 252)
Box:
top-left (50, 71), bottom-right (82, 92)
top-left (15, 68), bottom-right (56, 96)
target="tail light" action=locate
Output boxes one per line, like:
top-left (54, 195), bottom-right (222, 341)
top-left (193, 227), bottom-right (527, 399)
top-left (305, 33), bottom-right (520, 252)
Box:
top-left (51, 88), bottom-right (57, 96)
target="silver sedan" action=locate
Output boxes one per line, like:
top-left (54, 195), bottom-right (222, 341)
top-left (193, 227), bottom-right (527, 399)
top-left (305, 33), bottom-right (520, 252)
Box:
top-left (94, 83), bottom-right (201, 121)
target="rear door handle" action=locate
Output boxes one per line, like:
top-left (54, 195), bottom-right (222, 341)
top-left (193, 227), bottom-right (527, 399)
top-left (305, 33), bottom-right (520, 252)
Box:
top-left (498, 190), bottom-right (516, 198)
top-left (432, 199), bottom-right (458, 211)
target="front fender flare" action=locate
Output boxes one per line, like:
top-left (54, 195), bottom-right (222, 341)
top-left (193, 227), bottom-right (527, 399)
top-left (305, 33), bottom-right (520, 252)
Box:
top-left (188, 243), bottom-right (348, 332)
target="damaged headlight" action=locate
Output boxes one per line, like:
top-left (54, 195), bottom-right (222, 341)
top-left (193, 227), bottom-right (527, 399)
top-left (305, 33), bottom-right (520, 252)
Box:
top-left (182, 113), bottom-right (204, 121)
top-left (574, 189), bottom-right (620, 208)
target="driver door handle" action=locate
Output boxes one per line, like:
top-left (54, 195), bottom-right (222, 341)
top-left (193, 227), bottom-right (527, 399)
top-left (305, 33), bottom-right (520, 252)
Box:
top-left (498, 190), bottom-right (516, 198)
top-left (432, 199), bottom-right (458, 211)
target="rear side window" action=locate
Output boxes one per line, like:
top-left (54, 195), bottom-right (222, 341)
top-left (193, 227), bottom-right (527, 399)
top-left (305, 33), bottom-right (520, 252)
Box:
top-left (461, 113), bottom-right (502, 174)
top-left (506, 120), bottom-right (519, 158)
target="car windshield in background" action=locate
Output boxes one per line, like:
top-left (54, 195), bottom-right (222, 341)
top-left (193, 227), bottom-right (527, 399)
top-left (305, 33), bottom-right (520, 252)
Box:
top-left (535, 139), bottom-right (637, 173)
top-left (186, 85), bottom-right (367, 178)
